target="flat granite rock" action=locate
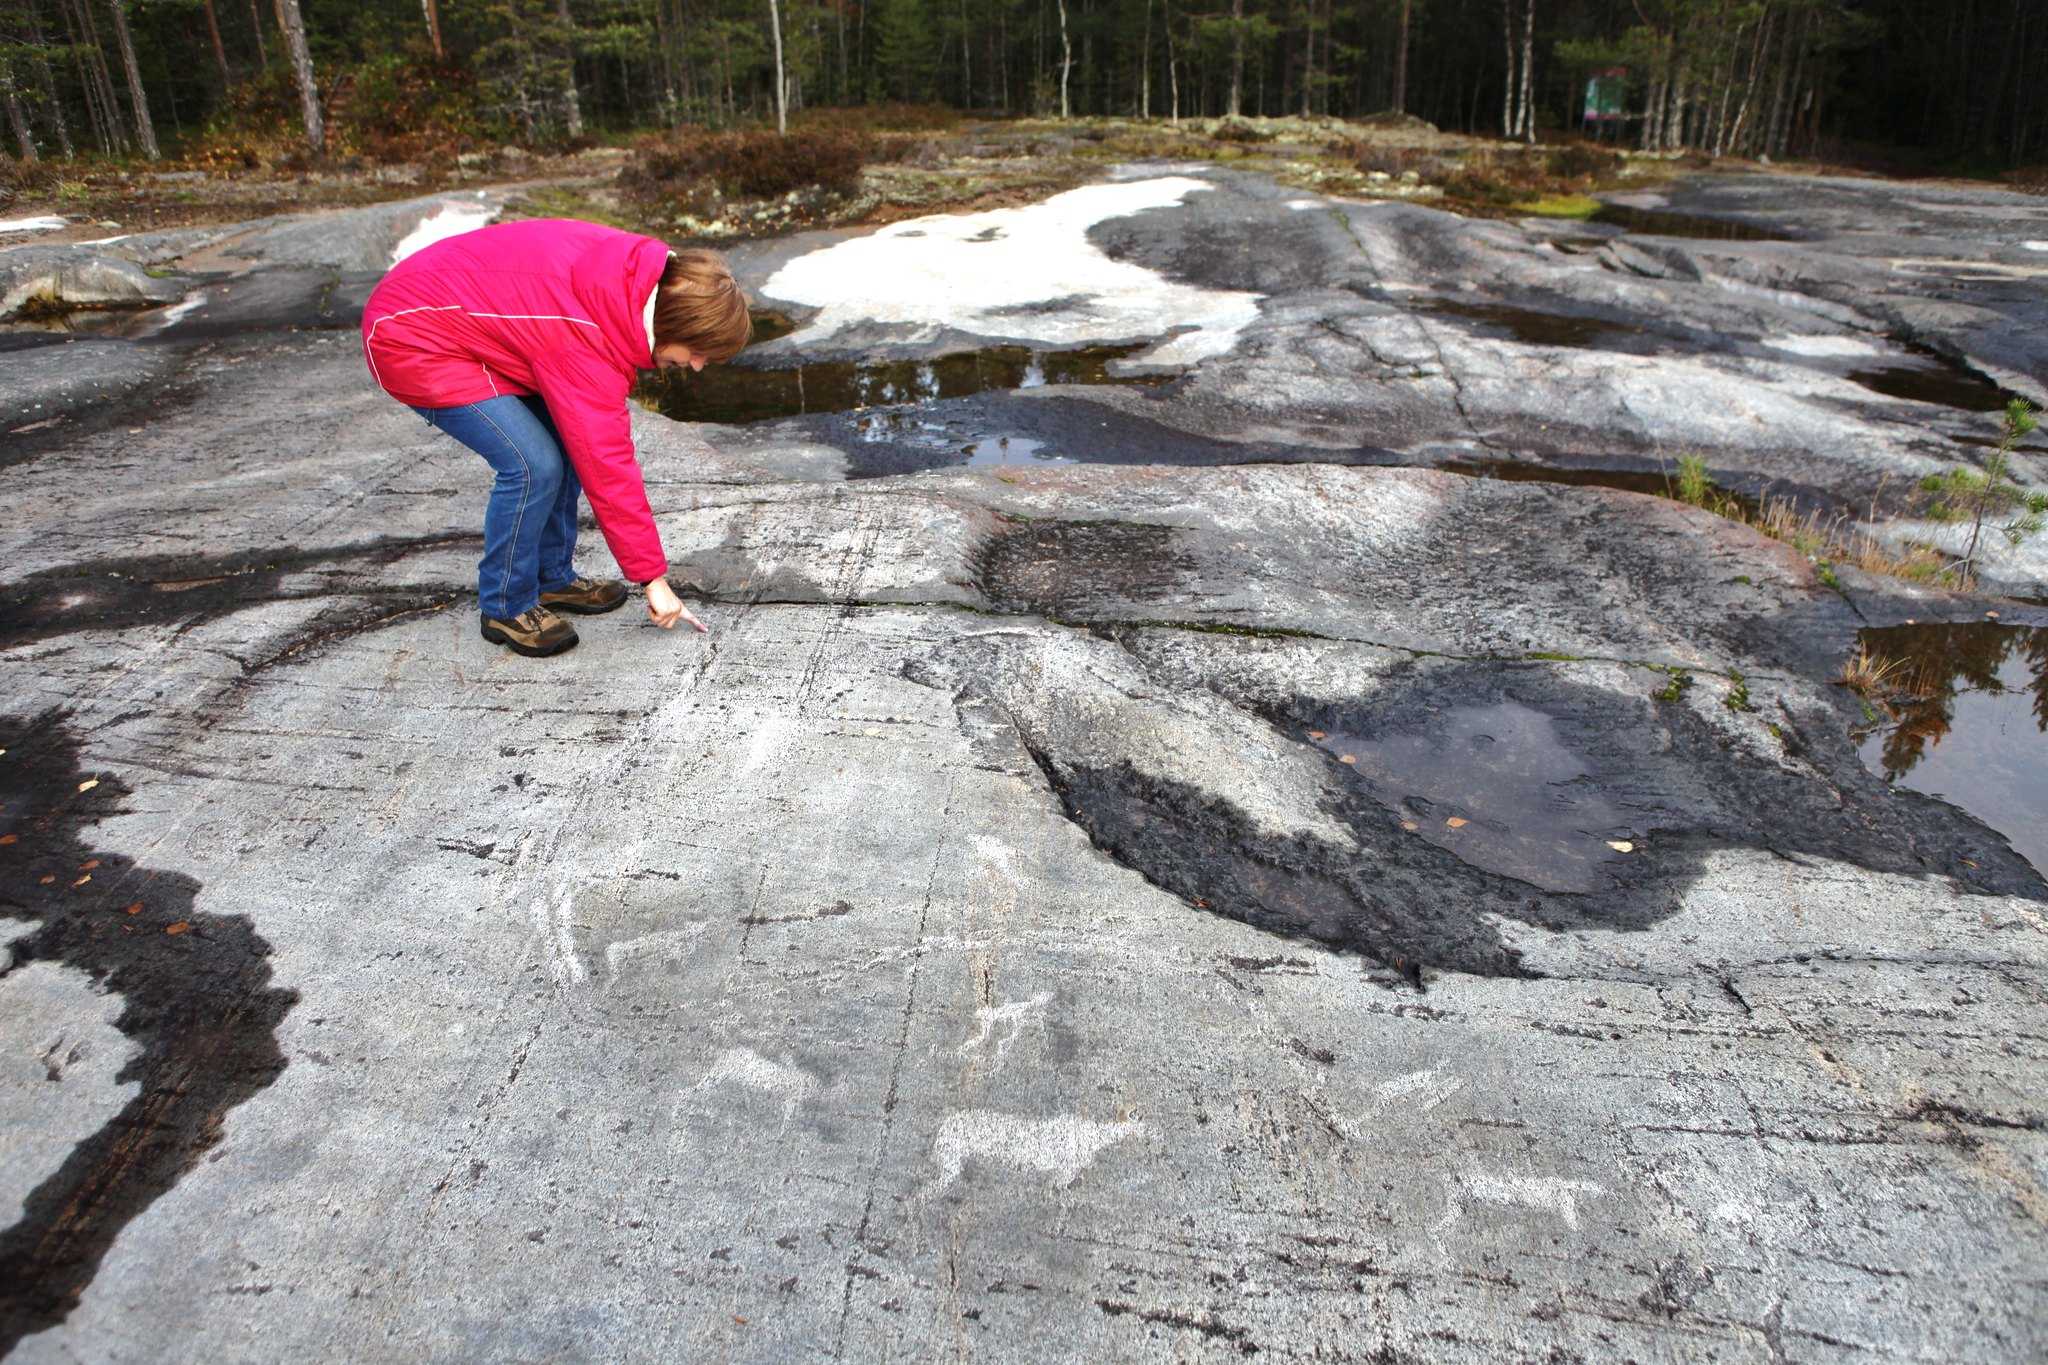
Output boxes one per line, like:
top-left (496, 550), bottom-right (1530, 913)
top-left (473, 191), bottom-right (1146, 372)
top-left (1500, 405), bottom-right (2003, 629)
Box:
top-left (1, 165), bottom-right (2043, 1364)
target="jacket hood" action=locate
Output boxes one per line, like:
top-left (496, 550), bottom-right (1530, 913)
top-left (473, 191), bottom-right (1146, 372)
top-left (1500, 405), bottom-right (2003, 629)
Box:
top-left (569, 228), bottom-right (671, 373)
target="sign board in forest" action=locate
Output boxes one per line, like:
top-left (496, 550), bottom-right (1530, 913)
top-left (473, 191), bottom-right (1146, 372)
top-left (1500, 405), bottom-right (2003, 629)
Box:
top-left (1584, 68), bottom-right (1628, 124)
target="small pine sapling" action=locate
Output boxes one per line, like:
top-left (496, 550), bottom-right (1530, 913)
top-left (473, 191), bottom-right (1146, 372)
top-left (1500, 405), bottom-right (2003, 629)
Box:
top-left (1919, 399), bottom-right (2048, 584)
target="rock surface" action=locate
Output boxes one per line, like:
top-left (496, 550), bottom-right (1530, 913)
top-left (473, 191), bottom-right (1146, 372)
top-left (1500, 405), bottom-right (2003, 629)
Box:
top-left (2, 171), bottom-right (2044, 1363)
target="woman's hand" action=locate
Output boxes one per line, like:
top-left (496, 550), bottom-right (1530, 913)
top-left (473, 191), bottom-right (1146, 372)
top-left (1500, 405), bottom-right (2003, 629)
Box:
top-left (645, 576), bottom-right (707, 633)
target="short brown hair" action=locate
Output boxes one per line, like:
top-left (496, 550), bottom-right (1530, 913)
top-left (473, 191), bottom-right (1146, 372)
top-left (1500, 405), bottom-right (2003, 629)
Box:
top-left (652, 247), bottom-right (752, 363)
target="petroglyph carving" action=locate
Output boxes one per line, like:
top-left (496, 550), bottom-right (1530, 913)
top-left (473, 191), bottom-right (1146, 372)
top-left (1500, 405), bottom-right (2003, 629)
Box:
top-left (929, 1109), bottom-right (1141, 1191)
top-left (1371, 1067), bottom-right (1465, 1114)
top-left (1436, 1169), bottom-right (1608, 1238)
top-left (957, 991), bottom-right (1052, 1067)
top-left (695, 1047), bottom-right (814, 1127)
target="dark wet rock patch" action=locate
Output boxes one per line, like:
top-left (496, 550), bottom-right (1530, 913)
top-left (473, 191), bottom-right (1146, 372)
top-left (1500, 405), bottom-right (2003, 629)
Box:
top-left (975, 519), bottom-right (1199, 619)
top-left (0, 534), bottom-right (477, 656)
top-left (1589, 204), bottom-right (1799, 242)
top-left (0, 711), bottom-right (298, 1350)
top-left (964, 648), bottom-right (2048, 987)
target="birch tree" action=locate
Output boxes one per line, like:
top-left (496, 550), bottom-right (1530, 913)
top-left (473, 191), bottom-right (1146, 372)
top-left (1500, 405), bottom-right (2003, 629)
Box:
top-left (766, 0), bottom-right (786, 132)
top-left (105, 0), bottom-right (158, 160)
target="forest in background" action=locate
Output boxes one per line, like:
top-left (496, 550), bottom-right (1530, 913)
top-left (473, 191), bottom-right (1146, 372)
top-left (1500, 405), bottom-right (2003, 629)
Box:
top-left (0, 0), bottom-right (2041, 175)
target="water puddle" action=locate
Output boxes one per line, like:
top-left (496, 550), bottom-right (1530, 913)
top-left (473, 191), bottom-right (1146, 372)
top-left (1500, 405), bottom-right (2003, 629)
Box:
top-left (636, 342), bottom-right (1165, 425)
top-left (1309, 703), bottom-right (1635, 894)
top-left (1852, 622), bottom-right (2048, 874)
top-left (1846, 358), bottom-right (2015, 413)
top-left (1420, 299), bottom-right (1643, 349)
top-left (1589, 204), bottom-right (1797, 241)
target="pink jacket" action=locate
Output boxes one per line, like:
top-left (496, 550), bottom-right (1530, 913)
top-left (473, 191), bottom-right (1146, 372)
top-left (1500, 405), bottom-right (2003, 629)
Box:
top-left (362, 218), bottom-right (671, 584)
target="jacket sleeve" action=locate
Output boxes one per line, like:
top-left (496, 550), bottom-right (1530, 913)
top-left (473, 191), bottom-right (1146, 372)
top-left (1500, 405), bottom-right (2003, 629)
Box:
top-left (531, 352), bottom-right (669, 585)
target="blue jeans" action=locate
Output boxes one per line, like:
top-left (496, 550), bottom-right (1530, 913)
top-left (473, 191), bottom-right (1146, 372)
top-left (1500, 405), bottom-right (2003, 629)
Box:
top-left (413, 395), bottom-right (582, 620)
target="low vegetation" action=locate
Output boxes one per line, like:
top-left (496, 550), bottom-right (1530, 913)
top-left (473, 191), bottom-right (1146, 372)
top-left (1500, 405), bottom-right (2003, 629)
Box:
top-left (1666, 452), bottom-right (1957, 589)
top-left (1917, 400), bottom-right (2047, 584)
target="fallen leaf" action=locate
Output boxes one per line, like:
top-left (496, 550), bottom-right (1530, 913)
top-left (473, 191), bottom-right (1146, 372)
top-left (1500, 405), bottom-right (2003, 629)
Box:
top-left (732, 1316), bottom-right (748, 1326)
top-left (80, 858), bottom-right (99, 870)
top-left (1338, 754), bottom-right (1357, 765)
top-left (1985, 610), bottom-right (1999, 620)
top-left (164, 921), bottom-right (191, 935)
top-left (1606, 840), bottom-right (1634, 853)
top-left (1445, 817), bottom-right (1468, 829)
top-left (123, 901), bottom-right (143, 915)
top-left (39, 875), bottom-right (56, 885)
top-left (72, 875), bottom-right (92, 887)
top-left (1400, 820), bottom-right (1419, 832)
top-left (1307, 730), bottom-right (1326, 740)
top-left (77, 779), bottom-right (99, 793)
top-left (0, 833), bottom-right (16, 845)
top-left (1960, 857), bottom-right (1979, 868)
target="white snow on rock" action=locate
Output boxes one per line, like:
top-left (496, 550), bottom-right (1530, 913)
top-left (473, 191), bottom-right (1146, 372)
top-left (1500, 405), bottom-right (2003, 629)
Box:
top-left (0, 216), bottom-right (67, 236)
top-left (1761, 334), bottom-right (1885, 358)
top-left (391, 199), bottom-right (498, 265)
top-left (762, 178), bottom-right (1264, 366)
top-left (2025, 241), bottom-right (2048, 252)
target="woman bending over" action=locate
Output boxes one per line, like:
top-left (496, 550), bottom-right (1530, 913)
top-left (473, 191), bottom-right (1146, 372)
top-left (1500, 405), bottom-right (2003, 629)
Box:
top-left (362, 218), bottom-right (750, 656)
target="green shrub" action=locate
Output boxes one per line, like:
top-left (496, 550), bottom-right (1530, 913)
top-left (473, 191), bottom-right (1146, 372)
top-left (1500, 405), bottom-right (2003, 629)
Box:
top-left (621, 129), bottom-right (871, 200)
top-left (1546, 144), bottom-right (1623, 181)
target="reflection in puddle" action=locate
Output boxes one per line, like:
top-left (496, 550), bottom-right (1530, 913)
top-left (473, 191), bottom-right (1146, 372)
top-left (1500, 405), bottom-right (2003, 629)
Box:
top-left (1311, 702), bottom-right (1633, 893)
top-left (636, 342), bottom-right (1165, 425)
top-left (963, 434), bottom-right (1072, 468)
top-left (847, 410), bottom-right (1075, 469)
top-left (1589, 204), bottom-right (1796, 241)
top-left (1854, 623), bottom-right (2048, 874)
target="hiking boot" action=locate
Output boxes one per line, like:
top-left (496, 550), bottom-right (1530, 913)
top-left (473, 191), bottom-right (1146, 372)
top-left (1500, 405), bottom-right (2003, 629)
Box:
top-left (538, 576), bottom-right (629, 615)
top-left (480, 606), bottom-right (579, 657)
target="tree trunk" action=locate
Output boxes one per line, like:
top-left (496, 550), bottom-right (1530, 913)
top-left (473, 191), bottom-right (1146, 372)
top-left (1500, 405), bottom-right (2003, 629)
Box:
top-left (196, 0), bottom-right (232, 88)
top-left (1518, 0), bottom-right (1536, 141)
top-left (1140, 0), bottom-right (1152, 117)
top-left (25, 5), bottom-right (76, 158)
top-left (1392, 0), bottom-right (1411, 113)
top-left (272, 0), bottom-right (323, 154)
top-left (1298, 0), bottom-right (1311, 118)
top-left (247, 0), bottom-right (269, 67)
top-left (57, 0), bottom-right (112, 153)
top-left (4, 75), bottom-right (37, 162)
top-left (421, 0), bottom-right (445, 61)
top-left (107, 0), bottom-right (160, 160)
top-left (766, 0), bottom-right (786, 133)
top-left (556, 0), bottom-right (584, 138)
top-left (1165, 0), bottom-right (1178, 122)
top-left (1502, 0), bottom-right (1515, 135)
top-left (1227, 0), bottom-right (1243, 117)
top-left (1058, 0), bottom-right (1072, 118)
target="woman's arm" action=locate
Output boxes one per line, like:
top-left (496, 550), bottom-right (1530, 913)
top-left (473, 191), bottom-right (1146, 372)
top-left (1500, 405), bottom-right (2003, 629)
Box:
top-left (530, 353), bottom-right (707, 631)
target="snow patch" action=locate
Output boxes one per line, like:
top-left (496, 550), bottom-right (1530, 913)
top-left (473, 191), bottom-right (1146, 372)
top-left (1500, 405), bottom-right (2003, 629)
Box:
top-left (762, 178), bottom-right (1263, 366)
top-left (0, 216), bottom-right (67, 236)
top-left (2024, 241), bottom-right (2048, 253)
top-left (1762, 335), bottom-right (1885, 359)
top-left (392, 201), bottom-right (499, 265)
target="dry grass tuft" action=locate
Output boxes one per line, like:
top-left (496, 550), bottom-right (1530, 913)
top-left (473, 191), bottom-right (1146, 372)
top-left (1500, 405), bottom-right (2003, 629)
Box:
top-left (1836, 643), bottom-right (1909, 695)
